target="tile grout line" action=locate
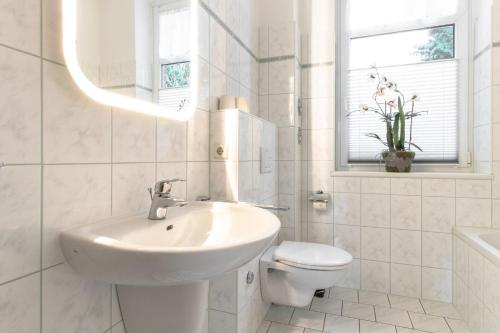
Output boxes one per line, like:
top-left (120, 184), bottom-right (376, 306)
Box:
top-left (39, 1), bottom-right (44, 332)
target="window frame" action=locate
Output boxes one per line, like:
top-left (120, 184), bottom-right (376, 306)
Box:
top-left (335, 0), bottom-right (473, 172)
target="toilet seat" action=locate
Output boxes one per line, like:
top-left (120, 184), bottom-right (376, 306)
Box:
top-left (273, 241), bottom-right (352, 271)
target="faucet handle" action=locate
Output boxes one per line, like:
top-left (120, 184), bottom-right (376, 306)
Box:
top-left (154, 178), bottom-right (186, 195)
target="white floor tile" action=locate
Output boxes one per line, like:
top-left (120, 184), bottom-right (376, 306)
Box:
top-left (290, 309), bottom-right (326, 331)
top-left (304, 330), bottom-right (322, 333)
top-left (310, 297), bottom-right (342, 315)
top-left (331, 287), bottom-right (359, 302)
top-left (388, 295), bottom-right (425, 313)
top-left (359, 291), bottom-right (390, 307)
top-left (375, 306), bottom-right (412, 328)
top-left (445, 318), bottom-right (472, 333)
top-left (323, 314), bottom-right (359, 333)
top-left (420, 300), bottom-right (461, 319)
top-left (360, 320), bottom-right (397, 333)
top-left (268, 322), bottom-right (305, 333)
top-left (342, 301), bottom-right (376, 321)
top-left (257, 320), bottom-right (272, 333)
top-left (408, 312), bottom-right (452, 333)
top-left (395, 328), bottom-right (422, 333)
top-left (265, 305), bottom-right (294, 324)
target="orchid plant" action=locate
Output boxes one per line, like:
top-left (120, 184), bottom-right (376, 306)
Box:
top-left (348, 66), bottom-right (426, 153)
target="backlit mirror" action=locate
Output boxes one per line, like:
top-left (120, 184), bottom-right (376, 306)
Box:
top-left (62, 0), bottom-right (198, 120)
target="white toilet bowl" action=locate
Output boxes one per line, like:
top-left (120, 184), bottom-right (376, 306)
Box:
top-left (260, 241), bottom-right (352, 307)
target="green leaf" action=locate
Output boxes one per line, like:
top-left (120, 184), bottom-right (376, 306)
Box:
top-left (398, 97), bottom-right (405, 150)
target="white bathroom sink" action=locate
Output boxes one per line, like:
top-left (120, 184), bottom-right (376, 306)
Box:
top-left (60, 201), bottom-right (280, 286)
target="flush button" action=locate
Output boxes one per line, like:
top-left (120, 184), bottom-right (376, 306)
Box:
top-left (246, 271), bottom-right (254, 285)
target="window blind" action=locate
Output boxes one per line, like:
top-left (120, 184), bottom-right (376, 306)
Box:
top-left (158, 87), bottom-right (191, 110)
top-left (346, 60), bottom-right (458, 163)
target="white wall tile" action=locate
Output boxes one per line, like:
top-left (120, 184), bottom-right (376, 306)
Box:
top-left (334, 225), bottom-right (360, 258)
top-left (210, 19), bottom-right (227, 72)
top-left (0, 46), bottom-right (41, 164)
top-left (112, 163), bottom-right (156, 216)
top-left (0, 273), bottom-right (40, 333)
top-left (0, 166), bottom-right (40, 284)
top-left (307, 98), bottom-right (335, 130)
top-left (391, 264), bottom-right (421, 298)
top-left (210, 65), bottom-right (227, 111)
top-left (42, 264), bottom-right (111, 333)
top-left (43, 62), bottom-right (112, 164)
top-left (0, 0), bottom-right (40, 55)
top-left (209, 272), bottom-right (238, 313)
top-left (268, 94), bottom-right (294, 127)
top-left (456, 179), bottom-right (492, 198)
top-left (268, 59), bottom-right (295, 94)
top-left (361, 194), bottom-right (390, 228)
top-left (334, 193), bottom-right (361, 225)
top-left (422, 268), bottom-right (452, 303)
top-left (278, 161), bottom-right (295, 195)
top-left (42, 0), bottom-right (64, 63)
top-left (483, 258), bottom-right (500, 319)
top-left (307, 129), bottom-right (333, 161)
top-left (422, 179), bottom-right (455, 197)
top-left (422, 232), bottom-right (452, 269)
top-left (361, 178), bottom-right (390, 194)
top-left (361, 227), bottom-right (390, 262)
top-left (391, 196), bottom-right (421, 230)
top-left (391, 178), bottom-right (421, 196)
top-left (422, 197), bottom-right (455, 233)
top-left (188, 110), bottom-right (210, 161)
top-left (157, 118), bottom-right (187, 162)
top-left (187, 162), bottom-right (210, 200)
top-left (468, 247), bottom-right (484, 299)
top-left (112, 111), bottom-right (156, 163)
top-left (307, 223), bottom-right (333, 245)
top-left (278, 127), bottom-right (295, 161)
top-left (336, 259), bottom-right (361, 290)
top-left (391, 230), bottom-right (421, 266)
top-left (269, 22), bottom-right (295, 57)
top-left (307, 161), bottom-right (334, 193)
top-left (43, 164), bottom-right (111, 268)
top-left (456, 198), bottom-right (492, 227)
top-left (333, 177), bottom-right (360, 193)
top-left (361, 260), bottom-right (390, 293)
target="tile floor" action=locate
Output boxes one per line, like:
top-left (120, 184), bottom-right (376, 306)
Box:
top-left (258, 287), bottom-right (471, 333)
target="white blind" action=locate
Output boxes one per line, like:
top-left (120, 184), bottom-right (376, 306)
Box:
top-left (348, 0), bottom-right (458, 35)
top-left (346, 60), bottom-right (458, 162)
top-left (159, 6), bottom-right (190, 63)
top-left (159, 87), bottom-right (191, 110)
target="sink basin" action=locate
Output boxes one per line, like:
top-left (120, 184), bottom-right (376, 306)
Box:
top-left (60, 201), bottom-right (281, 286)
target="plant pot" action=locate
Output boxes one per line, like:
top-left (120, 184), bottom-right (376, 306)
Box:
top-left (382, 150), bottom-right (416, 173)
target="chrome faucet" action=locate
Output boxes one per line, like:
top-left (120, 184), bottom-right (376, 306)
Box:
top-left (147, 179), bottom-right (187, 220)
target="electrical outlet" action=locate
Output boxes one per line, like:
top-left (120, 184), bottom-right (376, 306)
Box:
top-left (214, 143), bottom-right (228, 160)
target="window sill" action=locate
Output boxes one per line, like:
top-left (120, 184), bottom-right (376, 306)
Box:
top-left (331, 170), bottom-right (492, 180)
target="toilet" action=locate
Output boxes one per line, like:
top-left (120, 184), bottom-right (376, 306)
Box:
top-left (260, 241), bottom-right (352, 307)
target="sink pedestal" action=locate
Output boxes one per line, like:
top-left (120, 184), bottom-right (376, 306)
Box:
top-left (118, 281), bottom-right (209, 333)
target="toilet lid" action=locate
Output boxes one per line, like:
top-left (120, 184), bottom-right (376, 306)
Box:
top-left (273, 241), bottom-right (352, 270)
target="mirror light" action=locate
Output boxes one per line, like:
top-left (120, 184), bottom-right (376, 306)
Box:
top-left (62, 0), bottom-right (198, 121)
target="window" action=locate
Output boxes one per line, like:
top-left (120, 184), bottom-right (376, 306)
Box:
top-left (154, 1), bottom-right (191, 110)
top-left (337, 0), bottom-right (470, 167)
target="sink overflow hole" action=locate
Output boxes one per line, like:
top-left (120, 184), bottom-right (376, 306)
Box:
top-left (166, 225), bottom-right (174, 231)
